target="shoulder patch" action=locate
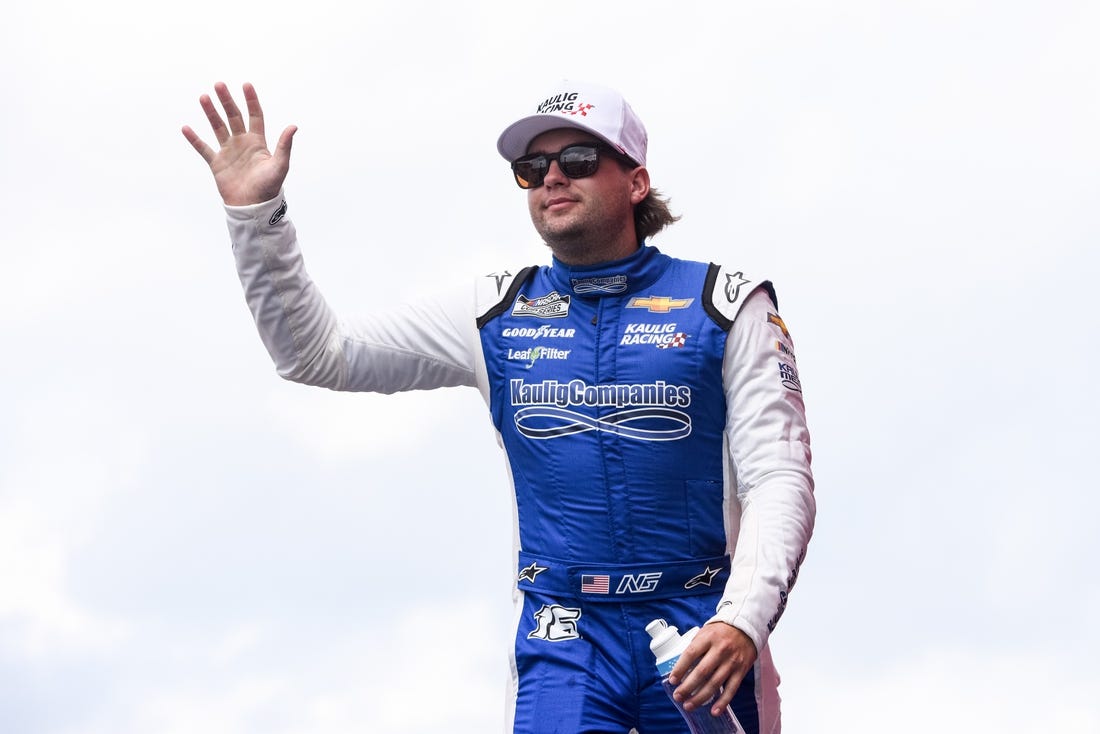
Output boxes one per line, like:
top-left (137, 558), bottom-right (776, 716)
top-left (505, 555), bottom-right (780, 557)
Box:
top-left (476, 266), bottom-right (538, 328)
top-left (703, 264), bottom-right (777, 331)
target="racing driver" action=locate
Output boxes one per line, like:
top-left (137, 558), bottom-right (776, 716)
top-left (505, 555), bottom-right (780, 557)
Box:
top-left (182, 79), bottom-right (816, 734)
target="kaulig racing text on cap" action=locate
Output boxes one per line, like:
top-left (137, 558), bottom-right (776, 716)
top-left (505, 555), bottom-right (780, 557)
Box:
top-left (497, 81), bottom-right (648, 166)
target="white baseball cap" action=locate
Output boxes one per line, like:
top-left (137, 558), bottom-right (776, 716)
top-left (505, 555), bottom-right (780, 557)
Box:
top-left (496, 80), bottom-right (648, 166)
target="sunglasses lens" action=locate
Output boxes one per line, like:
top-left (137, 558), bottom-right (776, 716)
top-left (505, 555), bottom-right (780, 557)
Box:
top-left (512, 156), bottom-right (548, 189)
top-left (559, 146), bottom-right (600, 178)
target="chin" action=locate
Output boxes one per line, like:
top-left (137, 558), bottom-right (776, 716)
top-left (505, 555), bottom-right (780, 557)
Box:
top-left (542, 207), bottom-right (595, 234)
top-left (538, 225), bottom-right (587, 251)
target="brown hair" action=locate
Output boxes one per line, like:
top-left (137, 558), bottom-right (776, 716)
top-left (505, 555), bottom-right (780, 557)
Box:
top-left (606, 151), bottom-right (680, 242)
top-left (635, 188), bottom-right (680, 241)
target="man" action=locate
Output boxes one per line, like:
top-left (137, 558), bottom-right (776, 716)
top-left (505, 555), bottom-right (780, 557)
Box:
top-left (183, 80), bottom-right (815, 733)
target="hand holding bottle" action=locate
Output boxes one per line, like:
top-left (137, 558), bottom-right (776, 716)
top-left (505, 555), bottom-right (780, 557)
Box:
top-left (647, 619), bottom-right (748, 734)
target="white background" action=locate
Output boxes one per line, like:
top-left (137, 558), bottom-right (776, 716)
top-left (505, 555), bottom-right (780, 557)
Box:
top-left (2, 1), bottom-right (1097, 731)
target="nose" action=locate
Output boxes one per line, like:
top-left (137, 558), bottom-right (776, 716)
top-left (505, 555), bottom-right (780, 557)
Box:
top-left (541, 158), bottom-right (568, 187)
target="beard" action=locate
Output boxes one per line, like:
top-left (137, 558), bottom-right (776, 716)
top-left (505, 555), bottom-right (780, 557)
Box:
top-left (530, 196), bottom-right (636, 266)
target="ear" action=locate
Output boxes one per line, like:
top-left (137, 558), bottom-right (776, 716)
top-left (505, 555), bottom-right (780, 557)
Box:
top-left (629, 166), bottom-right (650, 205)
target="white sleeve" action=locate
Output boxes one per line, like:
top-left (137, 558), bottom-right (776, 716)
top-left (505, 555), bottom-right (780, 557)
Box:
top-left (708, 287), bottom-right (816, 653)
top-left (224, 194), bottom-right (479, 393)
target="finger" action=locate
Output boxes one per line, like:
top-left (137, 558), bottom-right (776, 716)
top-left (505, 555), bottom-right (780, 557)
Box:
top-left (273, 124), bottom-right (297, 165)
top-left (271, 125), bottom-right (297, 177)
top-left (681, 673), bottom-right (723, 710)
top-left (199, 93), bottom-right (229, 146)
top-left (679, 652), bottom-right (740, 711)
top-left (243, 82), bottom-right (265, 137)
top-left (709, 670), bottom-right (743, 716)
top-left (215, 81), bottom-right (247, 136)
top-left (673, 657), bottom-right (720, 705)
top-left (181, 125), bottom-right (216, 164)
top-left (667, 640), bottom-right (703, 686)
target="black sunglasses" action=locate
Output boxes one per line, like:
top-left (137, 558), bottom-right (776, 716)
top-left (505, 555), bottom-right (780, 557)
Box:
top-left (511, 143), bottom-right (625, 189)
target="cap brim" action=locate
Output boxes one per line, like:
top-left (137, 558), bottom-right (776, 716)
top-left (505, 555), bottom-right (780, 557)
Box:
top-left (496, 115), bottom-right (620, 161)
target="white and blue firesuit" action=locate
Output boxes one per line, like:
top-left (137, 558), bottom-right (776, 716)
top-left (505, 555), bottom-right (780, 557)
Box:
top-left (226, 195), bottom-right (815, 734)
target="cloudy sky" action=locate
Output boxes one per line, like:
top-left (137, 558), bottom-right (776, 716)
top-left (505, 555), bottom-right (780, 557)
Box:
top-left (2, 1), bottom-right (1097, 732)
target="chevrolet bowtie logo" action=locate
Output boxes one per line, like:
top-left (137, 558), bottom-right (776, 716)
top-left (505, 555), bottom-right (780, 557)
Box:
top-left (626, 296), bottom-right (694, 313)
top-left (767, 312), bottom-right (791, 339)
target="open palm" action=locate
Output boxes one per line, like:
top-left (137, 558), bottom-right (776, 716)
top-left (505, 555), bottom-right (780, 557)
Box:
top-left (182, 82), bottom-right (297, 206)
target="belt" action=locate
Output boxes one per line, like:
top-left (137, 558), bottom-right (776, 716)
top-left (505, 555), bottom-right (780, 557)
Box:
top-left (516, 551), bottom-right (730, 602)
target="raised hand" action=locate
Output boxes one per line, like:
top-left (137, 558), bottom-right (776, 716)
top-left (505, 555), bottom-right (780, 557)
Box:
top-left (182, 82), bottom-right (297, 206)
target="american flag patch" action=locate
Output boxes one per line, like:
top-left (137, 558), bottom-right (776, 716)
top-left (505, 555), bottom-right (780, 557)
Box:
top-left (580, 574), bottom-right (610, 594)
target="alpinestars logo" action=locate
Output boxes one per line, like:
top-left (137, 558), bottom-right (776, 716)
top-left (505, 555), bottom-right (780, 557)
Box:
top-left (684, 566), bottom-right (721, 589)
top-left (512, 292), bottom-right (571, 319)
top-left (528, 604), bottom-right (581, 642)
top-left (268, 200), bottom-right (288, 226)
top-left (725, 271), bottom-right (750, 303)
top-left (518, 562), bottom-right (548, 583)
top-left (510, 379), bottom-right (692, 441)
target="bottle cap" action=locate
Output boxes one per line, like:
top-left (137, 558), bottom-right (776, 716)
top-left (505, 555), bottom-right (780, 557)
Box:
top-left (647, 618), bottom-right (691, 665)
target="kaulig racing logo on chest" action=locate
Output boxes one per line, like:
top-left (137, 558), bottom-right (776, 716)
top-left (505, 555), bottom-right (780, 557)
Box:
top-left (510, 379), bottom-right (692, 441)
top-left (621, 323), bottom-right (689, 348)
top-left (512, 291), bottom-right (570, 319)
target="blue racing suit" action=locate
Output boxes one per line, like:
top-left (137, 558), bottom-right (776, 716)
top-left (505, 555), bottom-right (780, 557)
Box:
top-left (225, 195), bottom-right (815, 734)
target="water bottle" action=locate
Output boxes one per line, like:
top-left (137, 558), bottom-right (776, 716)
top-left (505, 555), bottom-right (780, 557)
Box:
top-left (645, 618), bottom-right (746, 734)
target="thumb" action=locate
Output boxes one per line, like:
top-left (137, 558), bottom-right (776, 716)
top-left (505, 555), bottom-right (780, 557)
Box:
top-left (274, 125), bottom-right (298, 166)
